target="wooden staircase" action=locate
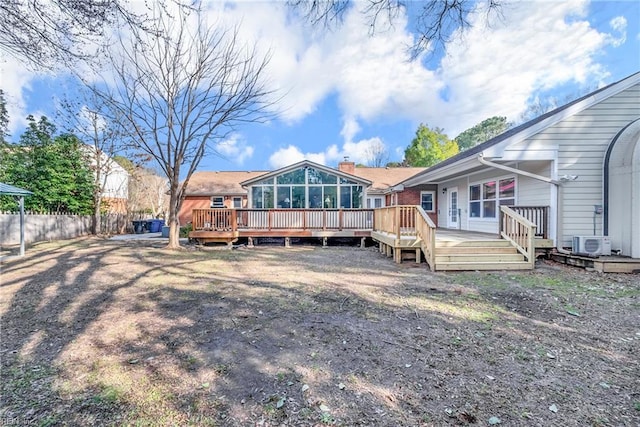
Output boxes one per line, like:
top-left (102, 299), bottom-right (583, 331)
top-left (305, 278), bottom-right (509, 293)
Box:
top-left (434, 239), bottom-right (532, 271)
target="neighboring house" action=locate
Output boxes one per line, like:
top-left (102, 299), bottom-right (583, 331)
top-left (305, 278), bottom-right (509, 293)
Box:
top-left (401, 72), bottom-right (640, 258)
top-left (178, 161), bottom-right (428, 225)
top-left (179, 170), bottom-right (267, 224)
top-left (83, 146), bottom-right (129, 213)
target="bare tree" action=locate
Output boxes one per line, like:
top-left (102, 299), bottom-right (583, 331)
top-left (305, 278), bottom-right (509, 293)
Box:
top-left (58, 91), bottom-right (128, 234)
top-left (0, 0), bottom-right (152, 69)
top-left (90, 4), bottom-right (272, 249)
top-left (127, 168), bottom-right (169, 219)
top-left (365, 140), bottom-right (389, 167)
top-left (289, 0), bottom-right (501, 58)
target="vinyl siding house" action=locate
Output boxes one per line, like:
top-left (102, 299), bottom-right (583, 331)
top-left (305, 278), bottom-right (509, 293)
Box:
top-left (401, 71), bottom-right (640, 259)
top-left (83, 146), bottom-right (130, 214)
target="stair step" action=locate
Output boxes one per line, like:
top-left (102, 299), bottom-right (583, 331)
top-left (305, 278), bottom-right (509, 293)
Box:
top-left (436, 239), bottom-right (511, 248)
top-left (435, 253), bottom-right (525, 262)
top-left (435, 261), bottom-right (533, 271)
top-left (436, 246), bottom-right (518, 254)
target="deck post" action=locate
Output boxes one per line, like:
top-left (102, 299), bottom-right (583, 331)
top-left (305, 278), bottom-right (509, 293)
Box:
top-left (360, 237), bottom-right (366, 248)
top-left (379, 241), bottom-right (383, 253)
top-left (415, 248), bottom-right (421, 264)
top-left (285, 237), bottom-right (291, 248)
top-left (247, 237), bottom-right (254, 247)
top-left (322, 237), bottom-right (328, 247)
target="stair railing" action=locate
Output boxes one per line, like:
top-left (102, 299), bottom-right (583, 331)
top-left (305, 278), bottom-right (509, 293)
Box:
top-left (415, 206), bottom-right (436, 271)
top-left (499, 205), bottom-right (537, 267)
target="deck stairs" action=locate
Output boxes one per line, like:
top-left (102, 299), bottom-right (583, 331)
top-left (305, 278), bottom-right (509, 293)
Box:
top-left (433, 239), bottom-right (532, 271)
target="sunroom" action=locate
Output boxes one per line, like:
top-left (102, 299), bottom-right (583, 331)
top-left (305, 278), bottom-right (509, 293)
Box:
top-left (240, 160), bottom-right (372, 209)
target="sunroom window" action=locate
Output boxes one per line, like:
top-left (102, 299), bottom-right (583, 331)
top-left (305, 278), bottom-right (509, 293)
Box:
top-left (248, 166), bottom-right (365, 209)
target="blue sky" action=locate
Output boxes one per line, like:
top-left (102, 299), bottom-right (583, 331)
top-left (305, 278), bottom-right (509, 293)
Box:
top-left (1, 0), bottom-right (639, 174)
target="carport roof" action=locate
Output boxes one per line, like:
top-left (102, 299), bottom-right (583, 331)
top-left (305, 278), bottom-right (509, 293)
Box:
top-left (0, 182), bottom-right (33, 196)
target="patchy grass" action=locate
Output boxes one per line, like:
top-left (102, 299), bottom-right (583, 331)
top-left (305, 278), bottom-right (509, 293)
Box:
top-left (1, 238), bottom-right (638, 426)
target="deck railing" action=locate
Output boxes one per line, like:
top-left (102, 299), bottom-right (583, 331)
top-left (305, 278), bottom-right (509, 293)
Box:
top-left (499, 205), bottom-right (537, 267)
top-left (373, 205), bottom-right (436, 270)
top-left (509, 206), bottom-right (549, 238)
top-left (373, 206), bottom-right (417, 238)
top-left (191, 208), bottom-right (374, 232)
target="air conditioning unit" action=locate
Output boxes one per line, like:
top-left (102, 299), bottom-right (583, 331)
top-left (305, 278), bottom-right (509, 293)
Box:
top-left (572, 236), bottom-right (611, 256)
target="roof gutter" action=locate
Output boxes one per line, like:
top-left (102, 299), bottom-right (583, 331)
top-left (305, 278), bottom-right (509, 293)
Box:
top-left (477, 154), bottom-right (560, 185)
top-left (476, 154), bottom-right (571, 255)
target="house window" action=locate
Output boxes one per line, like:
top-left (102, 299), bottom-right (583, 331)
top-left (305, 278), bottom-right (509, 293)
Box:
top-left (469, 177), bottom-right (515, 219)
top-left (420, 191), bottom-right (435, 212)
top-left (366, 197), bottom-right (383, 208)
top-left (211, 196), bottom-right (224, 208)
top-left (233, 197), bottom-right (242, 208)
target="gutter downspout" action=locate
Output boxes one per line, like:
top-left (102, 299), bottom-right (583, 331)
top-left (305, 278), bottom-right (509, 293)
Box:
top-left (477, 154), bottom-right (571, 254)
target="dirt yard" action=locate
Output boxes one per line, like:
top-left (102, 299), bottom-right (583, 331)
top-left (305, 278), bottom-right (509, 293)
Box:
top-left (1, 237), bottom-right (638, 426)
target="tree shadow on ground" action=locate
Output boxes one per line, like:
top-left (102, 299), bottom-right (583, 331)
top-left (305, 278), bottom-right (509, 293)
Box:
top-left (1, 239), bottom-right (638, 426)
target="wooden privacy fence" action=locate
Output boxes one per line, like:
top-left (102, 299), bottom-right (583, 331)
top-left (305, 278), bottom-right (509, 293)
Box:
top-left (0, 212), bottom-right (146, 245)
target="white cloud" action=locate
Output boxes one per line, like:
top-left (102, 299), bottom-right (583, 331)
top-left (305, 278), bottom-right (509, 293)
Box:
top-left (1, 0), bottom-right (630, 162)
top-left (608, 16), bottom-right (627, 47)
top-left (0, 54), bottom-right (40, 135)
top-left (268, 137), bottom-right (387, 169)
top-left (340, 117), bottom-right (361, 143)
top-left (435, 0), bottom-right (615, 135)
top-left (216, 134), bottom-right (254, 165)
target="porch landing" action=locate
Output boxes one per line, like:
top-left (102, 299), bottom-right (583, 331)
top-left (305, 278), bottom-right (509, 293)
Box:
top-left (550, 252), bottom-right (640, 273)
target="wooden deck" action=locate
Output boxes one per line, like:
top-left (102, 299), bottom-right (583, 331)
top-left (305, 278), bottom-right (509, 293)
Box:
top-left (189, 208), bottom-right (373, 244)
top-left (188, 206), bottom-right (562, 271)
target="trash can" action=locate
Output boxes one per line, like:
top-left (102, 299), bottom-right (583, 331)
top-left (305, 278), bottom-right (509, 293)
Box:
top-left (150, 219), bottom-right (164, 233)
top-left (161, 225), bottom-right (170, 238)
top-left (145, 220), bottom-right (154, 233)
top-left (132, 220), bottom-right (144, 234)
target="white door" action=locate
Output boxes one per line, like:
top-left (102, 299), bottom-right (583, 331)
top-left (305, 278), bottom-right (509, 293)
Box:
top-left (448, 187), bottom-right (459, 228)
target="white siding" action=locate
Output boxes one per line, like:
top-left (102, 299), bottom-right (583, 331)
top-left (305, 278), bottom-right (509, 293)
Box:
top-left (516, 161), bottom-right (552, 207)
top-left (512, 83), bottom-right (640, 246)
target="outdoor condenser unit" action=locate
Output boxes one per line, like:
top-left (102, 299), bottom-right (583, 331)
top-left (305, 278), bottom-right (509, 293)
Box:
top-left (572, 236), bottom-right (611, 256)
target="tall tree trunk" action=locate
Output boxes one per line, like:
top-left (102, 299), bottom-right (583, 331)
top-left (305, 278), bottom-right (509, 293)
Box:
top-left (166, 180), bottom-right (181, 249)
top-left (93, 193), bottom-right (102, 234)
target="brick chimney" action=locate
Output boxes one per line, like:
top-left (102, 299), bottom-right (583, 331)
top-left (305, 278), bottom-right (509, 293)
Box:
top-left (338, 157), bottom-right (355, 175)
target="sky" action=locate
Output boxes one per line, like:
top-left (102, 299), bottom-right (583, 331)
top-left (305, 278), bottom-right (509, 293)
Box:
top-left (1, 0), bottom-right (639, 174)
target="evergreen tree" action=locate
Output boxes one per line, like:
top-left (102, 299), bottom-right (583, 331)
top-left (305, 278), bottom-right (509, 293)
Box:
top-left (0, 115), bottom-right (95, 213)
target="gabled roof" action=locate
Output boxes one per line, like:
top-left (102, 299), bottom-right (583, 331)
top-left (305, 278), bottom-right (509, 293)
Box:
top-left (240, 160), bottom-right (372, 187)
top-left (185, 171), bottom-right (267, 196)
top-left (0, 182), bottom-right (33, 196)
top-left (402, 71), bottom-right (640, 186)
top-left (351, 167), bottom-right (426, 193)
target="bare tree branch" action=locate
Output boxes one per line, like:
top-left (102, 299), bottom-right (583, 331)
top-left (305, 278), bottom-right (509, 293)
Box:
top-left (87, 3), bottom-right (274, 249)
top-left (0, 0), bottom-right (154, 69)
top-left (289, 0), bottom-right (502, 59)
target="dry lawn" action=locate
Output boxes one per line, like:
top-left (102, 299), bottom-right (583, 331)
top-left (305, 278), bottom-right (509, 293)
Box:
top-left (0, 237), bottom-right (639, 426)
